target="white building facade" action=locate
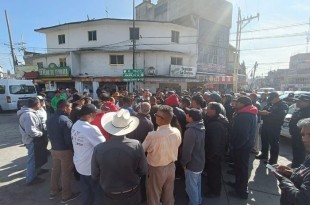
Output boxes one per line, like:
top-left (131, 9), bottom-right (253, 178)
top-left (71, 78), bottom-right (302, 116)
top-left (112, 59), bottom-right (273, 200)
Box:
top-left (25, 19), bottom-right (199, 94)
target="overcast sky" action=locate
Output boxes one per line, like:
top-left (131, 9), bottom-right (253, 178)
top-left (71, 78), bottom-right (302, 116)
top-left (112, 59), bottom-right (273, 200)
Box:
top-left (0, 0), bottom-right (309, 76)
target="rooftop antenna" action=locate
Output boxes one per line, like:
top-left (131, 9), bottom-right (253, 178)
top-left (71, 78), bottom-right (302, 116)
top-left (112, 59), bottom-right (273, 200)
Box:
top-left (105, 6), bottom-right (109, 18)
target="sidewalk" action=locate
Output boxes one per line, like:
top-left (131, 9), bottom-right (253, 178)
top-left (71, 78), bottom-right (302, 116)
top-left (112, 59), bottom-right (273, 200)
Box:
top-left (0, 112), bottom-right (292, 205)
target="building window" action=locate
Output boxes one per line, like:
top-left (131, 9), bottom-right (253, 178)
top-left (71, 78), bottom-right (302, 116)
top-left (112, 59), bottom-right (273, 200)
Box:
top-left (88, 30), bottom-right (97, 41)
top-left (37, 62), bottom-right (43, 68)
top-left (59, 58), bottom-right (67, 67)
top-left (110, 55), bottom-right (124, 65)
top-left (58, 34), bottom-right (65, 44)
top-left (171, 30), bottom-right (180, 43)
top-left (171, 57), bottom-right (183, 65)
top-left (130, 28), bottom-right (140, 40)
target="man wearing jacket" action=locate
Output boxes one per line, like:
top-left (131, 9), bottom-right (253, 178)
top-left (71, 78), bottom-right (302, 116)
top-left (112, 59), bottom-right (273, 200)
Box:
top-left (289, 94), bottom-right (310, 168)
top-left (181, 108), bottom-right (205, 205)
top-left (273, 118), bottom-right (310, 205)
top-left (228, 96), bottom-right (257, 199)
top-left (47, 99), bottom-right (80, 203)
top-left (256, 92), bottom-right (288, 165)
top-left (17, 97), bottom-right (47, 185)
top-left (204, 102), bottom-right (229, 197)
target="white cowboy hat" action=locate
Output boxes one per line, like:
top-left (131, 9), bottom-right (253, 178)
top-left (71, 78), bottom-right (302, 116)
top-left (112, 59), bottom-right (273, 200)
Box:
top-left (101, 109), bottom-right (139, 136)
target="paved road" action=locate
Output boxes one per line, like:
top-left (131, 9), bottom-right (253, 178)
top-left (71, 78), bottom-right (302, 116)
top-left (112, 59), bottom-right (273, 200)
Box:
top-left (0, 111), bottom-right (293, 205)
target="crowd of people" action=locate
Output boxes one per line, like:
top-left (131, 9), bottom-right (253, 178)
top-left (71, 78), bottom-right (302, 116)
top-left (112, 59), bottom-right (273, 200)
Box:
top-left (17, 87), bottom-right (310, 205)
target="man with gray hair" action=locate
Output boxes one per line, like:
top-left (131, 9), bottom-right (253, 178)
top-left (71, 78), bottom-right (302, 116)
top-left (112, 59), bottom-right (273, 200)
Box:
top-left (272, 118), bottom-right (310, 205)
top-left (127, 102), bottom-right (154, 143)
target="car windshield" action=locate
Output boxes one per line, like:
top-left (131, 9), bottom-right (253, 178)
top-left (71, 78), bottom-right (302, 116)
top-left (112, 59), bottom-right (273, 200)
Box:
top-left (9, 85), bottom-right (36, 94)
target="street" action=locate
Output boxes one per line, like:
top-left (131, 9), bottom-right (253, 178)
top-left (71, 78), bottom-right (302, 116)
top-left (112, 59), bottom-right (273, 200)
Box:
top-left (0, 111), bottom-right (293, 205)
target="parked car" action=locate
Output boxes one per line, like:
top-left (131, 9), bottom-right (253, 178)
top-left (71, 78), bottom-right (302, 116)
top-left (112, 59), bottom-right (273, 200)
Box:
top-left (280, 103), bottom-right (297, 138)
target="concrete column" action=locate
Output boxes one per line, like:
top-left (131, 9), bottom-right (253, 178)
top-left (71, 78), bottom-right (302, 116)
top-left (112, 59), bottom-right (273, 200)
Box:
top-left (75, 81), bottom-right (82, 93)
top-left (92, 81), bottom-right (99, 99)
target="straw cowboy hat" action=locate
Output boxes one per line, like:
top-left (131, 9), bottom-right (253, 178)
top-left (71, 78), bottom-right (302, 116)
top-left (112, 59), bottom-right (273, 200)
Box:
top-left (101, 109), bottom-right (139, 136)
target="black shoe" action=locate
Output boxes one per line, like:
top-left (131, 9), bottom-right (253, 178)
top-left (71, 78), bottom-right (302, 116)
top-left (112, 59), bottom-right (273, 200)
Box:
top-left (265, 160), bottom-right (277, 165)
top-left (205, 191), bottom-right (220, 198)
top-left (226, 169), bottom-right (235, 175)
top-left (38, 168), bottom-right (49, 175)
top-left (255, 154), bottom-right (268, 160)
top-left (229, 163), bottom-right (235, 169)
top-left (26, 177), bottom-right (45, 186)
top-left (228, 190), bottom-right (248, 199)
top-left (225, 181), bottom-right (236, 188)
top-left (61, 192), bottom-right (80, 204)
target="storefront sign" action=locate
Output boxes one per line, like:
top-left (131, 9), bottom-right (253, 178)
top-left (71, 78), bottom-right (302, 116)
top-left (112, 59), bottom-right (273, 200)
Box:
top-left (170, 65), bottom-right (196, 77)
top-left (197, 63), bottom-right (226, 74)
top-left (206, 75), bottom-right (233, 84)
top-left (38, 63), bottom-right (71, 78)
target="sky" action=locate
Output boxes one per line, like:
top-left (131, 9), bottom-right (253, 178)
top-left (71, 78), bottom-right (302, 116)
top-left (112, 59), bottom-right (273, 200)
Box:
top-left (0, 0), bottom-right (310, 77)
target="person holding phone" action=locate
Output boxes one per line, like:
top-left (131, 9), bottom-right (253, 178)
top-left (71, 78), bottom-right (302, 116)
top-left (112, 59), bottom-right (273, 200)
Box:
top-left (272, 118), bottom-right (310, 205)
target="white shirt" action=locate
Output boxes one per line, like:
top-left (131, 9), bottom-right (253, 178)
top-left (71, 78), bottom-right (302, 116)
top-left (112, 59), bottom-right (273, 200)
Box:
top-left (71, 120), bottom-right (106, 176)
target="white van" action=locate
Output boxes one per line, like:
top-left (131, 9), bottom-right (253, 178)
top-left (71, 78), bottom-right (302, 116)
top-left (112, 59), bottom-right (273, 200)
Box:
top-left (0, 79), bottom-right (37, 111)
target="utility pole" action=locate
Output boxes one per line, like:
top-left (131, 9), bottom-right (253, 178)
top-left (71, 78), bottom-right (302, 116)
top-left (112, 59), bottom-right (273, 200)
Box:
top-left (132, 0), bottom-right (136, 92)
top-left (306, 17), bottom-right (310, 53)
top-left (233, 8), bottom-right (259, 92)
top-left (250, 61), bottom-right (258, 91)
top-left (5, 10), bottom-right (18, 74)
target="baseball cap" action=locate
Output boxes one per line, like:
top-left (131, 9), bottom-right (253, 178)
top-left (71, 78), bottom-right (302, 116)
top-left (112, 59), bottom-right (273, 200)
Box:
top-left (210, 93), bottom-right (222, 103)
top-left (79, 104), bottom-right (100, 116)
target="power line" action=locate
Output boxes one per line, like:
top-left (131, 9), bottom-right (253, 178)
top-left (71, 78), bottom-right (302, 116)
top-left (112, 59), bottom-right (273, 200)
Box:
top-left (230, 22), bottom-right (309, 35)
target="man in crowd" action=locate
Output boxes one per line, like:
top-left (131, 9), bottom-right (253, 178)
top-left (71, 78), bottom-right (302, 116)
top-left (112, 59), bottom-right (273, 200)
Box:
top-left (228, 96), bottom-right (257, 199)
top-left (289, 94), bottom-right (310, 168)
top-left (51, 90), bottom-right (66, 112)
top-left (17, 97), bottom-right (48, 185)
top-left (204, 102), bottom-right (229, 197)
top-left (71, 104), bottom-right (106, 205)
top-left (256, 92), bottom-right (288, 165)
top-left (92, 109), bottom-right (147, 204)
top-left (143, 105), bottom-right (182, 205)
top-left (47, 99), bottom-right (80, 203)
top-left (181, 108), bottom-right (205, 204)
top-left (273, 118), bottom-right (310, 205)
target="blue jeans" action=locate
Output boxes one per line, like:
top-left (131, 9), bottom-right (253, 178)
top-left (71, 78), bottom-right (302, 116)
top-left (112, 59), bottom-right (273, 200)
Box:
top-left (25, 142), bottom-right (37, 183)
top-left (185, 169), bottom-right (202, 205)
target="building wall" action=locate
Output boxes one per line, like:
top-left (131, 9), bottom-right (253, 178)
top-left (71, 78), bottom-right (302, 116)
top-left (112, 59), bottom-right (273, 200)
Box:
top-left (42, 20), bottom-right (197, 56)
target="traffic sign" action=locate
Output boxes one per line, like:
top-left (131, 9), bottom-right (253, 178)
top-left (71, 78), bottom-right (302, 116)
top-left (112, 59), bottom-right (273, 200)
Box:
top-left (123, 69), bottom-right (144, 82)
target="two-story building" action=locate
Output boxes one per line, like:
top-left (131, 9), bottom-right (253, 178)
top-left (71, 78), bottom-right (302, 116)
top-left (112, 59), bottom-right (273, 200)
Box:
top-left (25, 18), bottom-right (198, 94)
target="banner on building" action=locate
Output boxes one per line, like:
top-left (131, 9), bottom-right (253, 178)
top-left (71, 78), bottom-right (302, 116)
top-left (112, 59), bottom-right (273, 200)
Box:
top-left (169, 65), bottom-right (196, 77)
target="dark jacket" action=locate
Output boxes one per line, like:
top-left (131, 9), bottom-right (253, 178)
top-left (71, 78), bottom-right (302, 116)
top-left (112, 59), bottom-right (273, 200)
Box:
top-left (180, 120), bottom-right (205, 172)
top-left (262, 100), bottom-right (288, 128)
top-left (279, 155), bottom-right (310, 205)
top-left (231, 105), bottom-right (258, 150)
top-left (91, 136), bottom-right (147, 193)
top-left (69, 105), bottom-right (81, 124)
top-left (47, 110), bottom-right (73, 150)
top-left (205, 114), bottom-right (229, 158)
top-left (172, 106), bottom-right (187, 136)
top-left (127, 113), bottom-right (154, 143)
top-left (289, 106), bottom-right (310, 137)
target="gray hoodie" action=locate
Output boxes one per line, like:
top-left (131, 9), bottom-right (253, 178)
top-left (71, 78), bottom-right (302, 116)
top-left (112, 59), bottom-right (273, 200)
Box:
top-left (181, 120), bottom-right (205, 172)
top-left (17, 107), bottom-right (43, 144)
